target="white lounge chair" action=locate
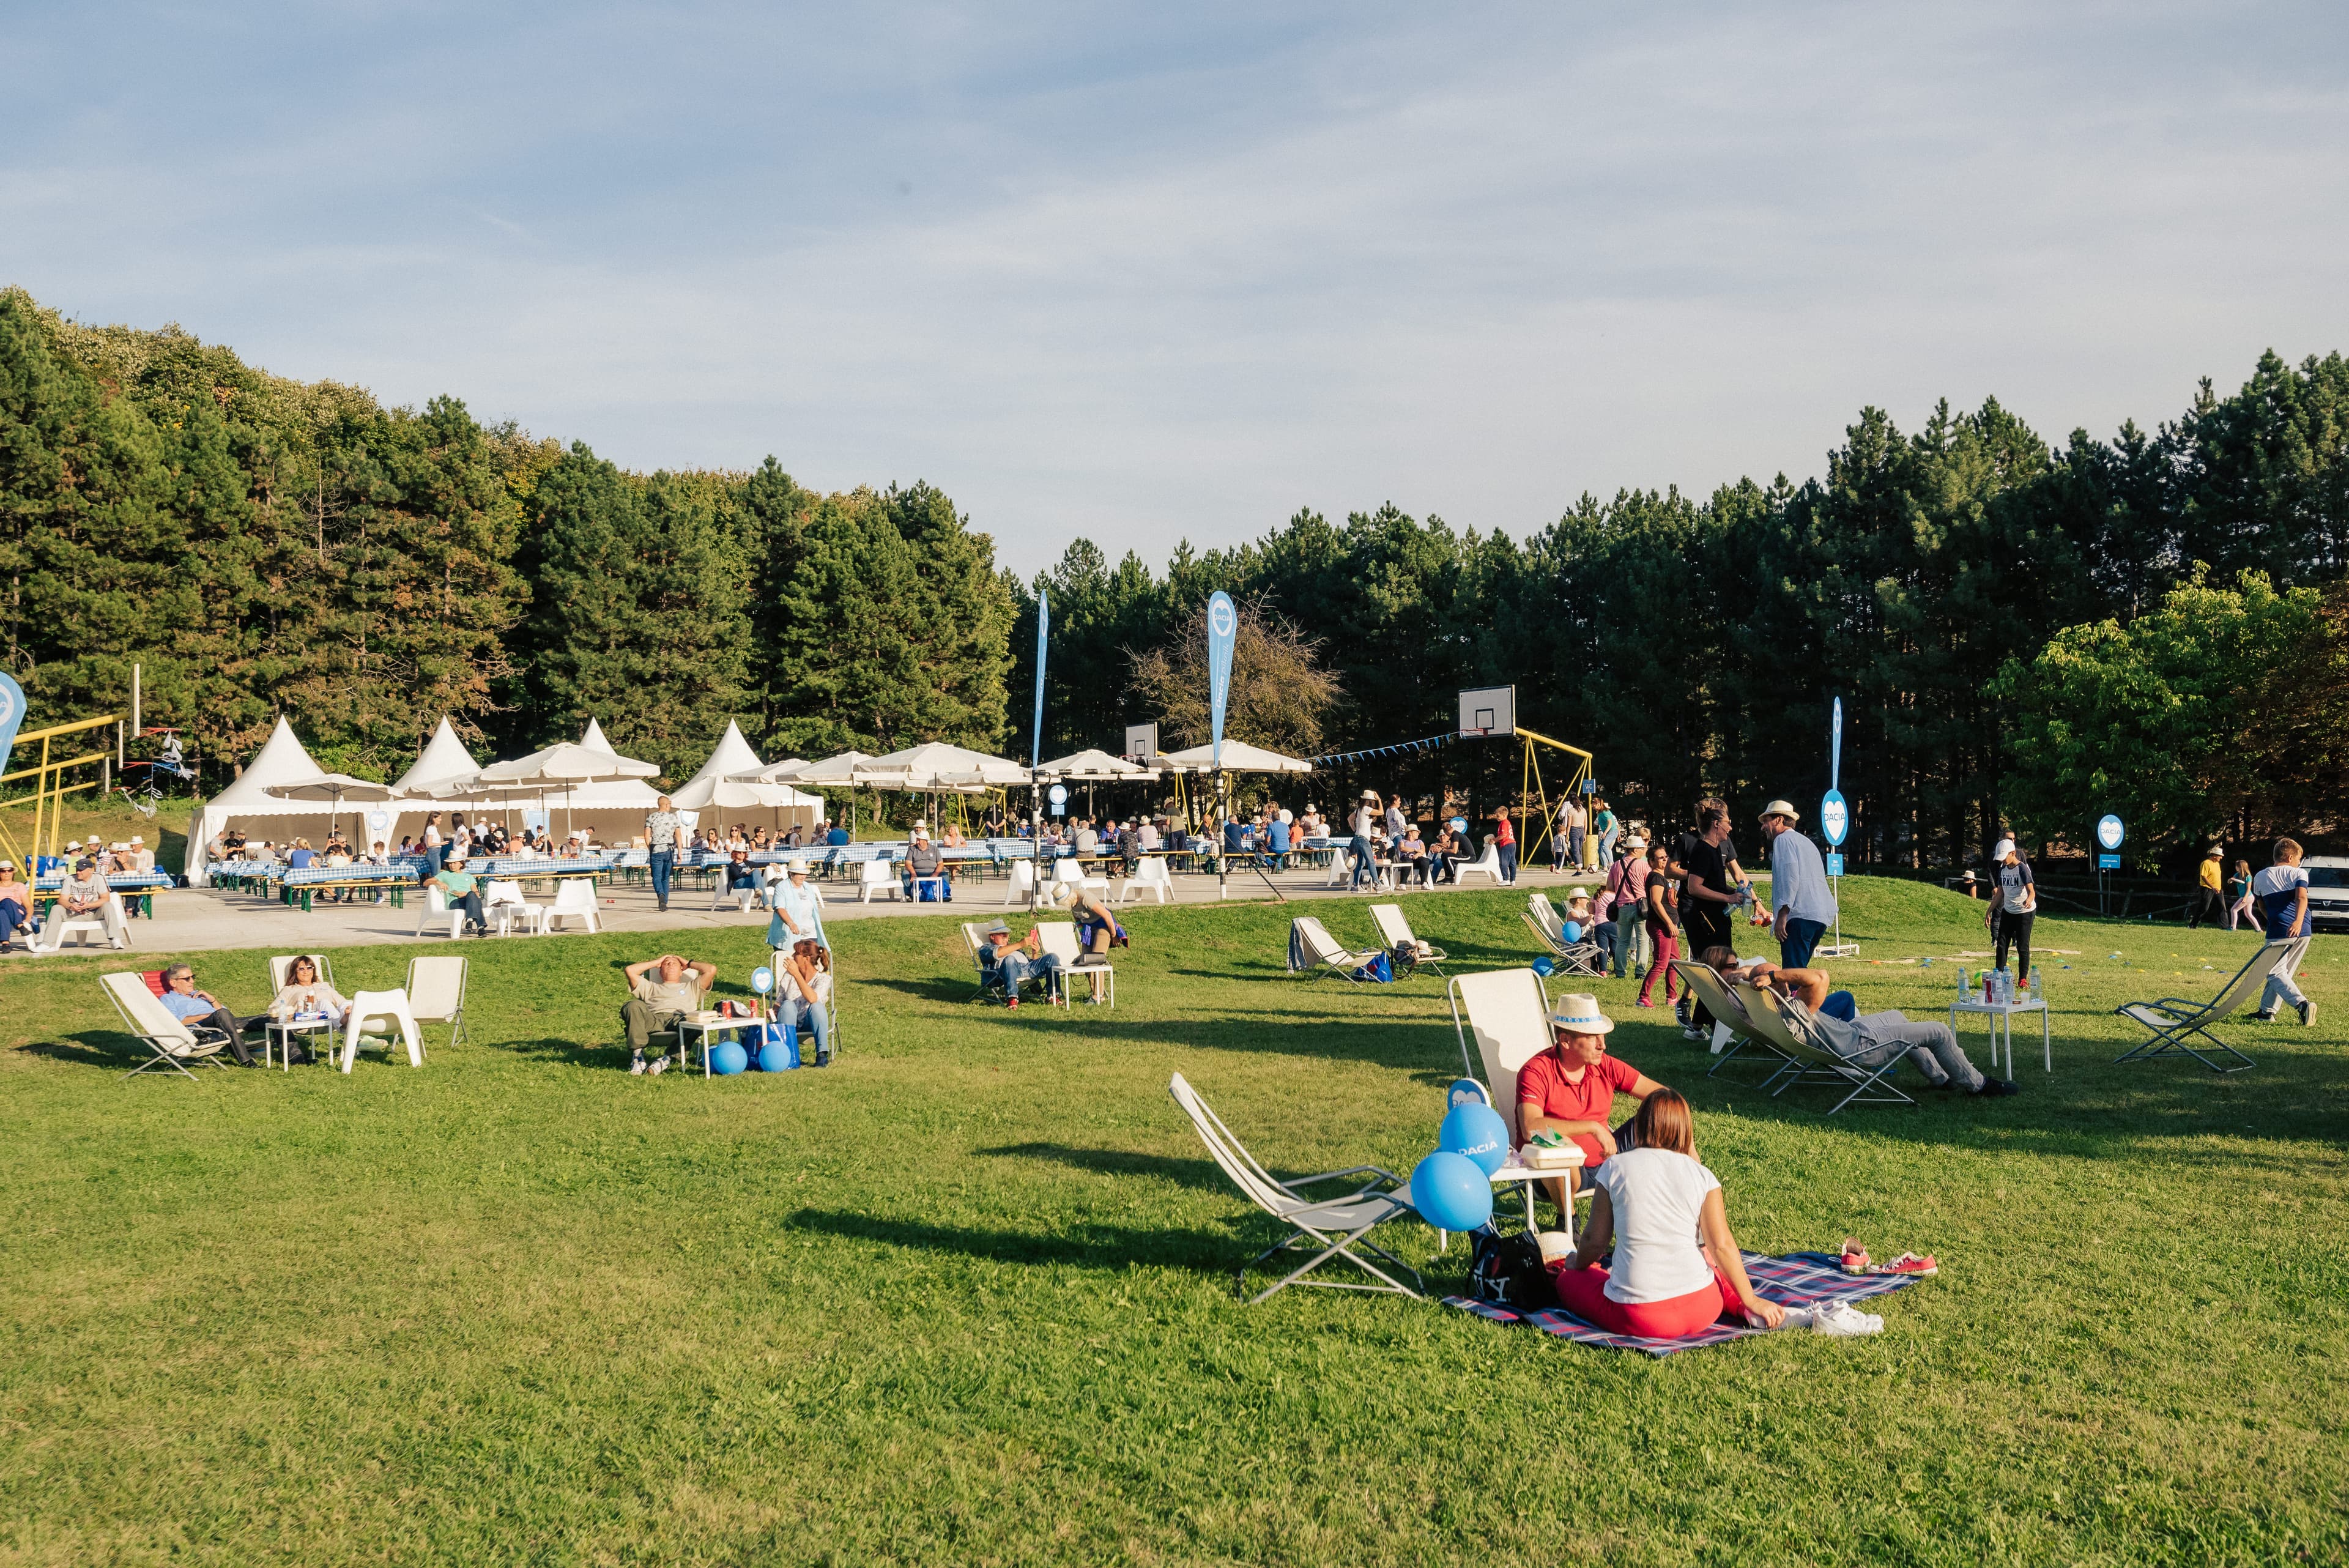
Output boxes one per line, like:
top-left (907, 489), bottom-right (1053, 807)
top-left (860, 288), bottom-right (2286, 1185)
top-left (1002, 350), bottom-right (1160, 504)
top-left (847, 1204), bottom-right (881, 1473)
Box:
top-left (1036, 920), bottom-right (1115, 1008)
top-left (101, 972), bottom-right (233, 1080)
top-left (1120, 856), bottom-right (1173, 905)
top-left (1288, 915), bottom-right (1387, 981)
top-left (2113, 940), bottom-right (2289, 1074)
top-left (1447, 967), bottom-right (1588, 1229)
top-left (961, 920), bottom-right (1051, 1005)
top-left (341, 989), bottom-right (425, 1072)
top-left (1169, 1071), bottom-right (1423, 1304)
top-left (1740, 987), bottom-right (1917, 1115)
top-left (1369, 903), bottom-right (1445, 975)
top-left (1452, 842), bottom-right (1505, 886)
top-left (406, 956), bottom-right (469, 1047)
top-left (413, 885), bottom-right (465, 939)
top-left (543, 880), bottom-right (600, 933)
top-left (857, 858), bottom-right (900, 904)
top-left (1521, 893), bottom-right (1607, 977)
top-left (38, 891), bottom-right (129, 951)
top-left (1669, 960), bottom-right (1795, 1082)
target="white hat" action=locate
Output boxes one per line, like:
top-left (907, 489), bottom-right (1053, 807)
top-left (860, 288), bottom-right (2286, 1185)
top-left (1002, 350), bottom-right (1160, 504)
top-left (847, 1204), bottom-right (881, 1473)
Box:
top-left (2205, 846), bottom-right (2222, 858)
top-left (1566, 886), bottom-right (1593, 900)
top-left (1759, 799), bottom-right (1800, 823)
top-left (66, 839), bottom-right (81, 850)
top-left (1993, 839), bottom-right (2017, 859)
top-left (1548, 994), bottom-right (1616, 1036)
top-left (787, 860), bottom-right (810, 875)
top-left (1361, 789), bottom-right (1378, 800)
top-left (131, 835), bottom-right (144, 845)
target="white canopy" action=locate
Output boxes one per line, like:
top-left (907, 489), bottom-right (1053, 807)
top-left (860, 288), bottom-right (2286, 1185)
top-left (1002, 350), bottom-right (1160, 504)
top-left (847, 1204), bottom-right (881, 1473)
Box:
top-left (671, 721), bottom-right (821, 820)
top-left (857, 741), bottom-right (1028, 790)
top-left (185, 718), bottom-right (403, 884)
top-left (394, 716), bottom-right (480, 795)
top-left (1037, 748), bottom-right (1156, 779)
top-left (1157, 740), bottom-right (1316, 774)
top-left (788, 751), bottom-right (875, 786)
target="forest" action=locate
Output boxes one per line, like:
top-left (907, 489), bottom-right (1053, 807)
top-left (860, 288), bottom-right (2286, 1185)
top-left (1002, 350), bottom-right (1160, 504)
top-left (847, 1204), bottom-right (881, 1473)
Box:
top-left (4, 284), bottom-right (2345, 872)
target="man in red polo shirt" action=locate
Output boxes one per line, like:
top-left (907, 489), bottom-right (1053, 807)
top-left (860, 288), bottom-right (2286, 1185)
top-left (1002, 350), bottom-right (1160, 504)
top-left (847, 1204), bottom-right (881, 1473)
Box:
top-left (1516, 992), bottom-right (1669, 1214)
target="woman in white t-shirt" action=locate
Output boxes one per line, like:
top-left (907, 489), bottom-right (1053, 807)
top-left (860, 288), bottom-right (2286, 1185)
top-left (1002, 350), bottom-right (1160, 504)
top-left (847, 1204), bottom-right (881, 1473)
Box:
top-left (1550, 1090), bottom-right (1785, 1337)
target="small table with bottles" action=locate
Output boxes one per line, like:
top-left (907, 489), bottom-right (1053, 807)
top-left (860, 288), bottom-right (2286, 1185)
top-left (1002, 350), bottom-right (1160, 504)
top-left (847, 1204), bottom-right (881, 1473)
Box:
top-left (1948, 970), bottom-right (2051, 1075)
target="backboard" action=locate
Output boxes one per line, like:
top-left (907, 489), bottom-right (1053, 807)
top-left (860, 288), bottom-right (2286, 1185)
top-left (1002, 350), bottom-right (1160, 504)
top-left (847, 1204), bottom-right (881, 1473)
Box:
top-left (1124, 723), bottom-right (1159, 762)
top-left (1457, 686), bottom-right (1516, 737)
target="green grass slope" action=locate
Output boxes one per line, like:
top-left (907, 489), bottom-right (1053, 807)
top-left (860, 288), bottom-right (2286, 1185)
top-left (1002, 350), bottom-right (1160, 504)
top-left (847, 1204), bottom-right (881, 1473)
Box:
top-left (2, 879), bottom-right (2343, 1566)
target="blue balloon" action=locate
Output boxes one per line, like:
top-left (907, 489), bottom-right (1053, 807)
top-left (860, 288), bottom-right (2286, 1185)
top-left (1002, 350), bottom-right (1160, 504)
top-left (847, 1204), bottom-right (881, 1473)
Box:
top-left (1439, 1102), bottom-right (1511, 1175)
top-left (756, 1038), bottom-right (796, 1072)
top-left (1409, 1151), bottom-right (1493, 1232)
top-left (710, 1039), bottom-right (749, 1076)
top-left (1562, 920), bottom-right (1582, 943)
top-left (1531, 956), bottom-right (1555, 978)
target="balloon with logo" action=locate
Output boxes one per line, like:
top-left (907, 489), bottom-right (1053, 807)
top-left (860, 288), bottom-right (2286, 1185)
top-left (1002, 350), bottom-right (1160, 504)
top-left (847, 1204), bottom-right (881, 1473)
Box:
top-left (1439, 1102), bottom-right (1510, 1175)
top-left (1531, 956), bottom-right (1555, 978)
top-left (1409, 1151), bottom-right (1493, 1232)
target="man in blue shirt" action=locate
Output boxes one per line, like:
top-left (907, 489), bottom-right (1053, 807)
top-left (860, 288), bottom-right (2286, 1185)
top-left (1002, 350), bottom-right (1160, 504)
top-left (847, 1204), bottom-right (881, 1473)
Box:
top-left (2253, 838), bottom-right (2315, 1025)
top-left (825, 821), bottom-right (850, 847)
top-left (160, 963), bottom-right (258, 1065)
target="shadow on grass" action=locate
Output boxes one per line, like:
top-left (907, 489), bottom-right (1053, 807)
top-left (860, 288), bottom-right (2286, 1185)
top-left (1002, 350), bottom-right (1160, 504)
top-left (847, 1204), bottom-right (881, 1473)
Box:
top-left (26, 1031), bottom-right (139, 1070)
top-left (784, 1206), bottom-right (1233, 1274)
top-left (976, 1141), bottom-right (1230, 1194)
top-left (504, 1036), bottom-right (622, 1069)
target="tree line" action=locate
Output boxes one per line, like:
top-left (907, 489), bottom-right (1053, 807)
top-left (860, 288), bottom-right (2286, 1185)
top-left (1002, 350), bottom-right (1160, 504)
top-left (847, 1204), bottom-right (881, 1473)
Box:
top-left (6, 284), bottom-right (2345, 871)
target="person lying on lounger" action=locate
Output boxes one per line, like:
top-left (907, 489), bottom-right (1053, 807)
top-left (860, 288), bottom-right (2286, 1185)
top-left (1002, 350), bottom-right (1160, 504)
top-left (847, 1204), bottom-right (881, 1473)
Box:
top-left (1698, 945), bottom-right (1833, 1013)
top-left (1701, 946), bottom-right (2020, 1099)
top-left (1552, 1089), bottom-right (1787, 1336)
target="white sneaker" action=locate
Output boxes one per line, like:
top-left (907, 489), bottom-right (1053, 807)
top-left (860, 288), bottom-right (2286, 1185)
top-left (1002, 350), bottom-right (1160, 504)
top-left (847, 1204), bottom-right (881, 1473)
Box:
top-left (1767, 1306), bottom-right (1815, 1330)
top-left (648, 1057), bottom-right (669, 1076)
top-left (629, 1057), bottom-right (647, 1076)
top-left (1810, 1299), bottom-right (1884, 1337)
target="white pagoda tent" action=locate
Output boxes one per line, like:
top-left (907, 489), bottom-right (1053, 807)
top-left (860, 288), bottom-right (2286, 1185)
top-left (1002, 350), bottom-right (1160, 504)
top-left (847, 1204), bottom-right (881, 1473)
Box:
top-left (184, 719), bottom-right (354, 885)
top-left (394, 716), bottom-right (480, 795)
top-left (670, 721), bottom-right (821, 830)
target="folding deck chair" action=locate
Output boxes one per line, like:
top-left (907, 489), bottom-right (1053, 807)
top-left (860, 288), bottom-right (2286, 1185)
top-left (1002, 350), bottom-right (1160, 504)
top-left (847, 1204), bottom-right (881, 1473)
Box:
top-left (961, 920), bottom-right (1054, 1005)
top-left (1740, 987), bottom-right (1918, 1115)
top-left (1288, 915), bottom-right (1389, 981)
top-left (406, 956), bottom-right (469, 1046)
top-left (101, 972), bottom-right (234, 1080)
top-left (2112, 939), bottom-right (2289, 1074)
top-left (1169, 1071), bottom-right (1424, 1303)
top-left (1447, 967), bottom-right (1589, 1232)
top-left (1521, 894), bottom-right (1607, 978)
top-left (1369, 903), bottom-right (1446, 976)
top-left (1669, 960), bottom-right (1795, 1082)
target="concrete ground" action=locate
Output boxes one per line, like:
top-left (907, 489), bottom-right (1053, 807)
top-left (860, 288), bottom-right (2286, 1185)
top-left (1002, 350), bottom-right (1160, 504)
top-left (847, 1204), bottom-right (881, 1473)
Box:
top-left (7, 858), bottom-right (1619, 958)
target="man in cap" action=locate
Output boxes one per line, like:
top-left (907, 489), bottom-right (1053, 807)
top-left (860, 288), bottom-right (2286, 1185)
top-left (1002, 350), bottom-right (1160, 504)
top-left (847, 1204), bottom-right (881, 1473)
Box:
top-left (1515, 994), bottom-right (1669, 1214)
top-left (2190, 846), bottom-right (2227, 929)
top-left (1758, 800), bottom-right (1837, 969)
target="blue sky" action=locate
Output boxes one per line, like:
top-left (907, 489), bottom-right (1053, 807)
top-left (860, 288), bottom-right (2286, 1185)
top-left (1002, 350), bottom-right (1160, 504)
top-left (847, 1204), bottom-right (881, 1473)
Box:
top-left (7, 2), bottom-right (2347, 572)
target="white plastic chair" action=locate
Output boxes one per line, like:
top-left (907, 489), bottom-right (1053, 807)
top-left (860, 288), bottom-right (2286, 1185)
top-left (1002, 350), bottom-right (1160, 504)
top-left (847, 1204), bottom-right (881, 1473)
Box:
top-left (1001, 859), bottom-right (1038, 908)
top-left (544, 880), bottom-right (600, 933)
top-left (486, 880), bottom-right (547, 934)
top-left (340, 989), bottom-right (425, 1072)
top-left (1447, 966), bottom-right (1587, 1228)
top-left (413, 885), bottom-right (464, 938)
top-left (1452, 843), bottom-right (1505, 886)
top-left (1037, 921), bottom-right (1115, 1008)
top-left (858, 858), bottom-right (900, 904)
top-left (1120, 856), bottom-right (1173, 905)
top-left (1047, 858), bottom-right (1111, 902)
top-left (39, 892), bottom-right (128, 951)
top-left (406, 956), bottom-right (469, 1046)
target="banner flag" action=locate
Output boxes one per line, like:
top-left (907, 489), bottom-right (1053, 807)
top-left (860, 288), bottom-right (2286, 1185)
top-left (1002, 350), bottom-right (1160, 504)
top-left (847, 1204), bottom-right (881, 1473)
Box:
top-left (1030, 590), bottom-right (1049, 768)
top-left (1206, 592), bottom-right (1236, 768)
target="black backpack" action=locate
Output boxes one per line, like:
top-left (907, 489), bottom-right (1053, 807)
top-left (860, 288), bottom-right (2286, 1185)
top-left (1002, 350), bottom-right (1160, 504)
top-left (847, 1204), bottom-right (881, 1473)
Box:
top-left (1468, 1227), bottom-right (1553, 1309)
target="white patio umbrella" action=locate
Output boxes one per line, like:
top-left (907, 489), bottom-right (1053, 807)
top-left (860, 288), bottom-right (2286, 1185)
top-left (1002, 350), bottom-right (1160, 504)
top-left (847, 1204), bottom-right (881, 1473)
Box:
top-left (724, 759), bottom-right (809, 783)
top-left (1155, 740), bottom-right (1316, 774)
top-left (264, 772), bottom-right (398, 838)
top-left (1036, 748), bottom-right (1158, 779)
top-left (855, 741), bottom-right (1026, 789)
top-left (437, 737), bottom-right (660, 839)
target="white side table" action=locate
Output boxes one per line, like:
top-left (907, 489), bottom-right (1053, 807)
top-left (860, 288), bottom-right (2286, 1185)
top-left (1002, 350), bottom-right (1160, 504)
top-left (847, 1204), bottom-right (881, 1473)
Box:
top-left (263, 1014), bottom-right (336, 1071)
top-left (1948, 994), bottom-right (2051, 1074)
top-left (680, 1013), bottom-right (759, 1078)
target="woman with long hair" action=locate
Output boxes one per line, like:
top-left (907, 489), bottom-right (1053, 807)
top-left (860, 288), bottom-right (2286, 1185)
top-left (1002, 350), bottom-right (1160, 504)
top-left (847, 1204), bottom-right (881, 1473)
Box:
top-left (1550, 1090), bottom-right (1786, 1337)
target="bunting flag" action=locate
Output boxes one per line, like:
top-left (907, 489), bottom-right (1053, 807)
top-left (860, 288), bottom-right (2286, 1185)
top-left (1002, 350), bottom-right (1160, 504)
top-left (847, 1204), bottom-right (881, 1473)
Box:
top-left (1308, 732), bottom-right (1458, 767)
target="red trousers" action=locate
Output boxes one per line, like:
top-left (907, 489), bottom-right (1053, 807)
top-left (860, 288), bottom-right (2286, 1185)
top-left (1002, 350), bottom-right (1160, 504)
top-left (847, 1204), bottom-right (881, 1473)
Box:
top-left (1639, 933), bottom-right (1682, 1005)
top-left (1549, 1260), bottom-right (1745, 1337)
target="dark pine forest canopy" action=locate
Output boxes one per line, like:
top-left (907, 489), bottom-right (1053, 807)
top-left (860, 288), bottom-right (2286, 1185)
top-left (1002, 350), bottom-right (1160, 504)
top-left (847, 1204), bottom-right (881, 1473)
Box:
top-left (5, 285), bottom-right (2347, 870)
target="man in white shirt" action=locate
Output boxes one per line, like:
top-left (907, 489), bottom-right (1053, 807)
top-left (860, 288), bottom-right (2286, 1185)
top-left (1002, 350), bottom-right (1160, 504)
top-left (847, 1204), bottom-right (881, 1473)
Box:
top-left (1555, 795), bottom-right (1587, 871)
top-left (1758, 800), bottom-right (1838, 969)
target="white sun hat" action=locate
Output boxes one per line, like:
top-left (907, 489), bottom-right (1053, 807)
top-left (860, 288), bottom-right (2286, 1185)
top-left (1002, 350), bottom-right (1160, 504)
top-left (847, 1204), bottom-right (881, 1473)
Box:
top-left (1548, 994), bottom-right (1616, 1036)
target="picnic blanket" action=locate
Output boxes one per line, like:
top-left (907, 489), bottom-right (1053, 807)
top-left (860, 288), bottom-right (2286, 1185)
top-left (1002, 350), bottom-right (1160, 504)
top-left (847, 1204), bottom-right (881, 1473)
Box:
top-left (1442, 1250), bottom-right (1919, 1358)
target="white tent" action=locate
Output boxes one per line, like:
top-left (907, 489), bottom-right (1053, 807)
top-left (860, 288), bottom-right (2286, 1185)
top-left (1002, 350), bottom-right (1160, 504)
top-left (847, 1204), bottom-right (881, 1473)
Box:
top-left (437, 719), bottom-right (665, 844)
top-left (394, 716), bottom-right (480, 795)
top-left (1037, 748), bottom-right (1157, 779)
top-left (1157, 740), bottom-right (1316, 774)
top-left (670, 721), bottom-right (821, 827)
top-left (856, 741), bottom-right (1028, 790)
top-left (184, 719), bottom-right (368, 885)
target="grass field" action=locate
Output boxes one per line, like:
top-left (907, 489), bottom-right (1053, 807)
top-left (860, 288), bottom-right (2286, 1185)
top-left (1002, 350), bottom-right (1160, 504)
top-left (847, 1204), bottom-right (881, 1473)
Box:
top-left (4, 879), bottom-right (2345, 1566)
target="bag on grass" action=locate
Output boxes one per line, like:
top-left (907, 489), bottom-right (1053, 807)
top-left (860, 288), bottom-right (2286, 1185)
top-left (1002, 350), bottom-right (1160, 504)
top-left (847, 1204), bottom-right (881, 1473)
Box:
top-left (1468, 1227), bottom-right (1553, 1309)
top-left (1351, 950), bottom-right (1394, 984)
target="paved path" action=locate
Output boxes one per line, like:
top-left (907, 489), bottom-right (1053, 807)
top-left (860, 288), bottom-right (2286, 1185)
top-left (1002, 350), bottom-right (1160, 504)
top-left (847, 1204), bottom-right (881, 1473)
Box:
top-left (6, 860), bottom-right (1621, 958)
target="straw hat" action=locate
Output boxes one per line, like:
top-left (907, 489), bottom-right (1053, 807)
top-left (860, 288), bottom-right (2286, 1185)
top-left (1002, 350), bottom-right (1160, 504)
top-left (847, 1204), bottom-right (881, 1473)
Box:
top-left (1566, 886), bottom-right (1593, 901)
top-left (2205, 846), bottom-right (2222, 858)
top-left (1548, 994), bottom-right (1615, 1036)
top-left (1759, 799), bottom-right (1800, 823)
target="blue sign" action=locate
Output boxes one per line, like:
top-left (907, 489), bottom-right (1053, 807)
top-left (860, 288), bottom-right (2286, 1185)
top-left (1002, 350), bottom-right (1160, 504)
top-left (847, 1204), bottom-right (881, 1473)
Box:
top-left (751, 966), bottom-right (775, 995)
top-left (2098, 853), bottom-right (2121, 870)
top-left (1825, 853), bottom-right (1845, 877)
top-left (1446, 1079), bottom-right (1490, 1110)
top-left (1820, 789), bottom-right (1849, 848)
top-left (2096, 814), bottom-right (2124, 850)
top-left (0, 672), bottom-right (23, 780)
top-left (1047, 782), bottom-right (1067, 817)
top-left (1030, 589), bottom-right (1050, 768)
top-left (1820, 699), bottom-right (1848, 847)
top-left (1206, 592), bottom-right (1236, 768)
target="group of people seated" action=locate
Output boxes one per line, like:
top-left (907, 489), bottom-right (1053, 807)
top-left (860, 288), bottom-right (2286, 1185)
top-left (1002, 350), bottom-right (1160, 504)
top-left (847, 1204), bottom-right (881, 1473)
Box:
top-left (59, 835), bottom-right (157, 876)
top-left (618, 940), bottom-right (833, 1074)
top-left (1340, 790), bottom-right (1481, 888)
top-left (149, 956), bottom-right (347, 1066)
top-left (1513, 974), bottom-right (2013, 1339)
top-left (975, 883), bottom-right (1129, 1006)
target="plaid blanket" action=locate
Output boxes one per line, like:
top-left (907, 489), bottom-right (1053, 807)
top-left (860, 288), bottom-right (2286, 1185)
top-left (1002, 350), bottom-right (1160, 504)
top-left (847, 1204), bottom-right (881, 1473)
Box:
top-left (1442, 1250), bottom-right (1919, 1358)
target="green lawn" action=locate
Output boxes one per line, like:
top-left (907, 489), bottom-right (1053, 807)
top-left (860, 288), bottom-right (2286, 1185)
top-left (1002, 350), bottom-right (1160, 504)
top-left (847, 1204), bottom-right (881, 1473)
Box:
top-left (4, 880), bottom-right (2345, 1566)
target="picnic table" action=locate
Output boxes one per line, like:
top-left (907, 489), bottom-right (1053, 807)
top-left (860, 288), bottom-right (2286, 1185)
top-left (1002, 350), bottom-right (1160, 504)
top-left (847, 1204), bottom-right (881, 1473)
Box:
top-left (32, 870), bottom-right (173, 919)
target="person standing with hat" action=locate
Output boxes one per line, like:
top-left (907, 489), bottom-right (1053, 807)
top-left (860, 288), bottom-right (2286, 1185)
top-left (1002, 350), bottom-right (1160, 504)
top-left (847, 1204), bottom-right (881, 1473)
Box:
top-left (1605, 833), bottom-right (1651, 978)
top-left (1985, 838), bottom-right (2036, 984)
top-left (1514, 994), bottom-right (1669, 1217)
top-left (1758, 800), bottom-right (1836, 969)
top-left (1348, 790), bottom-right (1381, 891)
top-left (2190, 847), bottom-right (2227, 929)
top-left (766, 860), bottom-right (827, 951)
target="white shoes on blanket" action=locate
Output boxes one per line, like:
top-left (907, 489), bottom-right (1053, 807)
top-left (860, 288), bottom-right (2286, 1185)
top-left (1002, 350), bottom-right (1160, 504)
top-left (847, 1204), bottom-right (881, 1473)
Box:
top-left (1760, 1300), bottom-right (1883, 1336)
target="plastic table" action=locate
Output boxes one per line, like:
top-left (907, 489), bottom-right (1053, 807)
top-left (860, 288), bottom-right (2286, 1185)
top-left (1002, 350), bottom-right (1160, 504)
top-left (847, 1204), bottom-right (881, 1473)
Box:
top-left (1948, 993), bottom-right (2051, 1074)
